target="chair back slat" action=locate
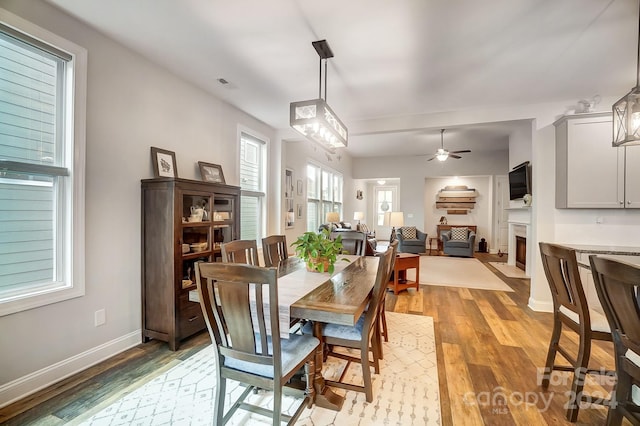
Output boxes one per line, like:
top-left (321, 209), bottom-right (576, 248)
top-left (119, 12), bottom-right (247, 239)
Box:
top-left (590, 256), bottom-right (640, 352)
top-left (539, 242), bottom-right (588, 319)
top-left (262, 235), bottom-right (289, 267)
top-left (195, 262), bottom-right (281, 368)
top-left (362, 248), bottom-right (393, 332)
top-left (330, 230), bottom-right (367, 256)
top-left (221, 240), bottom-right (260, 265)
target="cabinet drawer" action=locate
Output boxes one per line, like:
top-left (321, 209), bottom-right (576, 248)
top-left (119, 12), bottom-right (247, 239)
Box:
top-left (178, 294), bottom-right (206, 338)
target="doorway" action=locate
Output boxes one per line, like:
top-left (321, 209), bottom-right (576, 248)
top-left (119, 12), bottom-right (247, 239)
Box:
top-left (374, 185), bottom-right (398, 241)
top-left (494, 175), bottom-right (509, 255)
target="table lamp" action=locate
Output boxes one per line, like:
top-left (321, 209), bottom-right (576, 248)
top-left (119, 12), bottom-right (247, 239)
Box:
top-left (353, 211), bottom-right (364, 230)
top-left (384, 211), bottom-right (404, 242)
top-left (325, 211), bottom-right (340, 229)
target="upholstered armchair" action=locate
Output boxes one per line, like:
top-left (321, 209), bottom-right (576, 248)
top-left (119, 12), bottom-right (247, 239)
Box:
top-left (395, 226), bottom-right (427, 254)
top-left (442, 227), bottom-right (476, 257)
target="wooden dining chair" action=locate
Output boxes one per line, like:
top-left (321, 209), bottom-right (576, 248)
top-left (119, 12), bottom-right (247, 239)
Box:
top-left (221, 239), bottom-right (260, 265)
top-left (330, 230), bottom-right (367, 256)
top-left (195, 262), bottom-right (320, 425)
top-left (262, 235), bottom-right (289, 267)
top-left (377, 240), bottom-right (398, 357)
top-left (590, 255), bottom-right (640, 426)
top-left (304, 247), bottom-right (393, 402)
top-left (538, 242), bottom-right (613, 422)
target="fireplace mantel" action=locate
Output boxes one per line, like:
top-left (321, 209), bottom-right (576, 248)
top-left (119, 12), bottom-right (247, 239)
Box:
top-left (506, 207), bottom-right (532, 276)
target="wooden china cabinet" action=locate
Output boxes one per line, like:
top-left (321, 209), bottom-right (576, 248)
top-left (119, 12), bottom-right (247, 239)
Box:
top-left (141, 177), bottom-right (240, 350)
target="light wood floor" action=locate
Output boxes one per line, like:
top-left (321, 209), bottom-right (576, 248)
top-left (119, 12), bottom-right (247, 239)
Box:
top-left (0, 253), bottom-right (619, 425)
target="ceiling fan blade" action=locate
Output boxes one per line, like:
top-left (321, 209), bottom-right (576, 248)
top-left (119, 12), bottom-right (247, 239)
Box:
top-left (427, 156), bottom-right (436, 161)
top-left (449, 154), bottom-right (462, 159)
top-left (451, 150), bottom-right (471, 154)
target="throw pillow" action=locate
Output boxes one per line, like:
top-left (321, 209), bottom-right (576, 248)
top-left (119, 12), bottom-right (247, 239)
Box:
top-left (359, 223), bottom-right (370, 233)
top-left (402, 226), bottom-right (417, 239)
top-left (451, 227), bottom-right (468, 240)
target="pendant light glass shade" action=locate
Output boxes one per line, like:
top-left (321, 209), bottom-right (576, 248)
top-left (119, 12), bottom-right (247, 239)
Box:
top-left (290, 98), bottom-right (347, 149)
top-left (612, 3), bottom-right (640, 146)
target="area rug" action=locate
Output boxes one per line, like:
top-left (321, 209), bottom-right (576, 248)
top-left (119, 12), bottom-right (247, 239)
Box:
top-left (74, 312), bottom-right (440, 426)
top-left (488, 261), bottom-right (529, 279)
top-left (405, 256), bottom-right (513, 292)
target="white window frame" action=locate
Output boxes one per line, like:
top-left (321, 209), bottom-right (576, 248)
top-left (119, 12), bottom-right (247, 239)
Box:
top-left (238, 128), bottom-right (267, 243)
top-left (0, 9), bottom-right (86, 316)
top-left (306, 162), bottom-right (343, 232)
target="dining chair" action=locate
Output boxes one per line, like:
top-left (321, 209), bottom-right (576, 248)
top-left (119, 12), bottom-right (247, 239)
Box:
top-left (589, 255), bottom-right (640, 426)
top-left (195, 262), bottom-right (320, 425)
top-left (378, 240), bottom-right (398, 356)
top-left (330, 230), bottom-right (368, 256)
top-left (304, 247), bottom-right (393, 402)
top-left (262, 235), bottom-right (289, 267)
top-left (221, 239), bottom-right (260, 265)
top-left (538, 242), bottom-right (613, 422)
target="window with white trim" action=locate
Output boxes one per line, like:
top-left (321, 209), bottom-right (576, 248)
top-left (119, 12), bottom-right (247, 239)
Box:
top-left (0, 9), bottom-right (86, 316)
top-left (306, 163), bottom-right (342, 232)
top-left (239, 132), bottom-right (266, 242)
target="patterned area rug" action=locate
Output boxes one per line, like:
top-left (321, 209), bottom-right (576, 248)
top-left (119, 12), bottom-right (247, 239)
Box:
top-left (74, 312), bottom-right (439, 426)
top-left (406, 256), bottom-right (514, 292)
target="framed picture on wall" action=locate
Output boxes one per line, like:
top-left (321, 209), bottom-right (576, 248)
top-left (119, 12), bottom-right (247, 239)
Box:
top-left (151, 147), bottom-right (178, 178)
top-left (198, 161), bottom-right (225, 184)
top-left (297, 179), bottom-right (303, 196)
top-left (296, 204), bottom-right (303, 219)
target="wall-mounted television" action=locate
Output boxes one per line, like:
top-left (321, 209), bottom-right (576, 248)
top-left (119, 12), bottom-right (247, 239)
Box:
top-left (508, 162), bottom-right (531, 200)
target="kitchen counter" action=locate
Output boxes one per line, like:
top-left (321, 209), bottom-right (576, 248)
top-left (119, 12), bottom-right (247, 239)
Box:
top-left (557, 244), bottom-right (640, 269)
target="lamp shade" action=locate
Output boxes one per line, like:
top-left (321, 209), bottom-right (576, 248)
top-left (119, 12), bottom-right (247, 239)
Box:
top-left (388, 212), bottom-right (404, 227)
top-left (325, 211), bottom-right (340, 223)
top-left (353, 211), bottom-right (364, 221)
top-left (613, 87), bottom-right (640, 146)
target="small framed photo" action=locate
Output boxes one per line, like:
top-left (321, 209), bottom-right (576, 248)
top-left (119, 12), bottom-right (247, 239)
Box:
top-left (296, 204), bottom-right (303, 219)
top-left (198, 161), bottom-right (225, 184)
top-left (151, 147), bottom-right (177, 178)
top-left (296, 179), bottom-right (303, 196)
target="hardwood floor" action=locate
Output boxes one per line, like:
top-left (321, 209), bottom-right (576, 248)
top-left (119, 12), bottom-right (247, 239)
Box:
top-left (0, 253), bottom-right (618, 425)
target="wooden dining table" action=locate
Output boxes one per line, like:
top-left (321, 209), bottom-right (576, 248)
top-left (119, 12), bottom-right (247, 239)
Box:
top-left (189, 254), bottom-right (380, 411)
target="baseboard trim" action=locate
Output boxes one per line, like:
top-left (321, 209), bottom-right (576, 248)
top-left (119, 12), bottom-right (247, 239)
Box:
top-left (528, 297), bottom-right (553, 313)
top-left (0, 330), bottom-right (141, 408)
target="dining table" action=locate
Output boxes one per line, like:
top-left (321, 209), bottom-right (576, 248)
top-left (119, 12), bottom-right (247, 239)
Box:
top-left (188, 254), bottom-right (380, 411)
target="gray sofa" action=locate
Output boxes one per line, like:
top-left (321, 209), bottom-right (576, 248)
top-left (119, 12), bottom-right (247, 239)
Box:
top-left (395, 227), bottom-right (427, 254)
top-left (442, 229), bottom-right (476, 257)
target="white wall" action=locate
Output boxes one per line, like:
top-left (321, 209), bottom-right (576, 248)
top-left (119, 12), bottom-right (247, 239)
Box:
top-left (424, 176), bottom-right (493, 249)
top-left (0, 0), bottom-right (277, 405)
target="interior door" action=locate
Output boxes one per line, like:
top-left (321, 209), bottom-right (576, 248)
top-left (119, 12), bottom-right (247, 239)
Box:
top-left (494, 175), bottom-right (509, 254)
top-left (374, 185), bottom-right (398, 241)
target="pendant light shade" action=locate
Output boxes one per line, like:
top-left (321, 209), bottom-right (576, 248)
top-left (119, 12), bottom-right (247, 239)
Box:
top-left (613, 2), bottom-right (640, 146)
top-left (290, 40), bottom-right (348, 150)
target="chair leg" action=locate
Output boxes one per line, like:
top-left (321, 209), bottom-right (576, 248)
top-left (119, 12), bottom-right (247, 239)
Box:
top-left (607, 367), bottom-right (631, 426)
top-left (304, 359), bottom-right (316, 408)
top-left (215, 376), bottom-right (226, 425)
top-left (273, 385), bottom-right (282, 426)
top-left (361, 343), bottom-right (374, 403)
top-left (567, 332), bottom-right (592, 422)
top-left (542, 318), bottom-right (562, 389)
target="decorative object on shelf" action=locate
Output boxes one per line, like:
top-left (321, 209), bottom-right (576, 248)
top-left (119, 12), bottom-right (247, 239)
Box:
top-left (424, 129), bottom-right (471, 162)
top-left (439, 216), bottom-right (447, 225)
top-left (436, 185), bottom-right (477, 214)
top-left (353, 211), bottom-right (364, 228)
top-left (384, 211), bottom-right (404, 242)
top-left (198, 161), bottom-right (225, 184)
top-left (612, 5), bottom-right (640, 147)
top-left (290, 39), bottom-right (348, 150)
top-left (356, 189), bottom-right (363, 200)
top-left (296, 179), bottom-right (303, 196)
top-left (291, 228), bottom-right (346, 273)
top-left (151, 147), bottom-right (177, 178)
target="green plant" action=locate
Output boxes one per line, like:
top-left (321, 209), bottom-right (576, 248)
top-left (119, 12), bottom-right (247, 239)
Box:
top-left (291, 228), bottom-right (348, 273)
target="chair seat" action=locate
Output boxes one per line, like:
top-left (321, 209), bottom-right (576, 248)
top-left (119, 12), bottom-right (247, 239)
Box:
top-left (401, 239), bottom-right (423, 245)
top-left (302, 314), bottom-right (366, 342)
top-left (225, 333), bottom-right (319, 378)
top-left (558, 305), bottom-right (611, 333)
top-left (444, 240), bottom-right (472, 248)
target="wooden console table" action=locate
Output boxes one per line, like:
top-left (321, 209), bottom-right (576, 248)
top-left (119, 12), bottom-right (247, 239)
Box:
top-left (388, 253), bottom-right (420, 294)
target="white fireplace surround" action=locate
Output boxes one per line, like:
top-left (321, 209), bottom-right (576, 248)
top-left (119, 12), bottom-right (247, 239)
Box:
top-left (506, 208), bottom-right (532, 277)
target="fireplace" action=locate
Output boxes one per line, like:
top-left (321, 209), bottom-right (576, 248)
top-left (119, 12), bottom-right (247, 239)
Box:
top-left (515, 236), bottom-right (526, 270)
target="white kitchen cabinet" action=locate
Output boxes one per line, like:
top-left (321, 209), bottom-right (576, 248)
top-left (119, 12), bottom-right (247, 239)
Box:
top-left (555, 112), bottom-right (638, 208)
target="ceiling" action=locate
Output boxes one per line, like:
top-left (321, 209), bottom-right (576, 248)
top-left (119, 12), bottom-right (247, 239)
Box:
top-left (47, 0), bottom-right (637, 158)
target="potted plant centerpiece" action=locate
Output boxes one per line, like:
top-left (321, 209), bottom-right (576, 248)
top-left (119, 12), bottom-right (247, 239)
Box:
top-left (291, 228), bottom-right (348, 273)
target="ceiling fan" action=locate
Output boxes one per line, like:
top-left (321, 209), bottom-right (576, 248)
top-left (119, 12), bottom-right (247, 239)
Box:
top-left (426, 129), bottom-right (471, 161)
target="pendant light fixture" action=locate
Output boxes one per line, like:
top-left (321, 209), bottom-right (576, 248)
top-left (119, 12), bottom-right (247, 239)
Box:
top-left (613, 3), bottom-right (640, 146)
top-left (290, 40), bottom-right (348, 150)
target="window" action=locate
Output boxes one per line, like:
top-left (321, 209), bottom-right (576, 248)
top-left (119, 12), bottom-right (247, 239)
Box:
top-left (306, 163), bottom-right (342, 232)
top-left (0, 9), bottom-right (86, 316)
top-left (239, 131), bottom-right (266, 242)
